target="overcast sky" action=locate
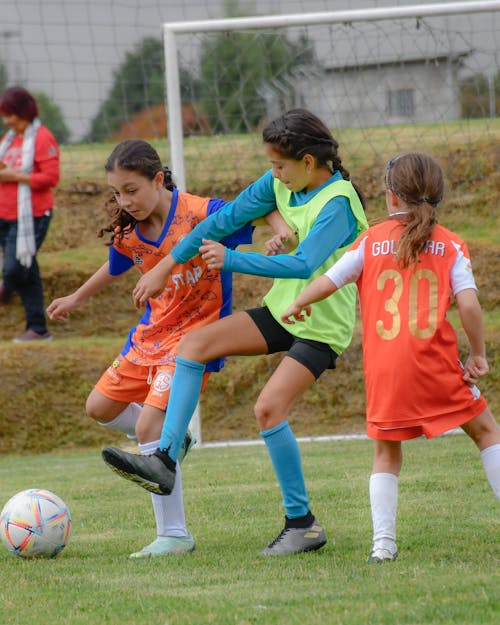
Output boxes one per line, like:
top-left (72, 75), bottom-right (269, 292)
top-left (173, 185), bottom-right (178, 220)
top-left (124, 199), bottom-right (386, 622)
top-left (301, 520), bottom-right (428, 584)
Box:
top-left (1, 0), bottom-right (498, 140)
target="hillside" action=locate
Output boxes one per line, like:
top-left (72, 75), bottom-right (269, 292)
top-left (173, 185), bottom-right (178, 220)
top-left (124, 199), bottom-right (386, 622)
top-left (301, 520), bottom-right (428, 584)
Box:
top-left (0, 138), bottom-right (499, 454)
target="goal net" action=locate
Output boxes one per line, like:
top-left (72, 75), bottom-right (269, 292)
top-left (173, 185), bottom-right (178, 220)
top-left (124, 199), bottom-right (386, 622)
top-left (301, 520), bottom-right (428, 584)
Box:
top-left (162, 1), bottom-right (500, 193)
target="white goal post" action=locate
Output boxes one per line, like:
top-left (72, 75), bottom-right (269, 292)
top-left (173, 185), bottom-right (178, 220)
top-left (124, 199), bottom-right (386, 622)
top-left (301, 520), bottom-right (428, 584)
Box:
top-left (163, 0), bottom-right (500, 191)
top-left (162, 0), bottom-right (500, 445)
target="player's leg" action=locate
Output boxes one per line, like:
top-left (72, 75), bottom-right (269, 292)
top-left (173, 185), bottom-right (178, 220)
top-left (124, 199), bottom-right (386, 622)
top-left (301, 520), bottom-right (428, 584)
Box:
top-left (128, 410), bottom-right (195, 559)
top-left (92, 361), bottom-right (196, 556)
top-left (256, 355), bottom-right (327, 556)
top-left (86, 389), bottom-right (141, 439)
top-left (460, 406), bottom-right (500, 500)
top-left (102, 311), bottom-right (268, 493)
top-left (159, 310), bottom-right (269, 457)
top-left (367, 439), bottom-right (401, 563)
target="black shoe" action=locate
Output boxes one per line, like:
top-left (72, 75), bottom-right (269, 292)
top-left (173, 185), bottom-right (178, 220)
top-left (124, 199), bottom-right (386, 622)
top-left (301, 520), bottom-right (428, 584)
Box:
top-left (102, 447), bottom-right (176, 495)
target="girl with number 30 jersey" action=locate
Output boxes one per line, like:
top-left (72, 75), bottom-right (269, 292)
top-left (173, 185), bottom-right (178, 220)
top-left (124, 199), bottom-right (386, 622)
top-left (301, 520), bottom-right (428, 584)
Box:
top-left (282, 152), bottom-right (500, 563)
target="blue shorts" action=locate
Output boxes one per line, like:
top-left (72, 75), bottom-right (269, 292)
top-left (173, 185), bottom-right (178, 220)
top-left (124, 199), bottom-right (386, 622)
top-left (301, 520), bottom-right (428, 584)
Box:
top-left (245, 306), bottom-right (337, 379)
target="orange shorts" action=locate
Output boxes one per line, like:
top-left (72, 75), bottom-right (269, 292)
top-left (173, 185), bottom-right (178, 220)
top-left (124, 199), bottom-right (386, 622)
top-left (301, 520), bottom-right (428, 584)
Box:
top-left (94, 354), bottom-right (210, 411)
top-left (367, 396), bottom-right (488, 441)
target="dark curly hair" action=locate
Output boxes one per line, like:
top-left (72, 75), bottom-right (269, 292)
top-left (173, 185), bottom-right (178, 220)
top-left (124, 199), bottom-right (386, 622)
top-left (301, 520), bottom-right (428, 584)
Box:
top-left (99, 139), bottom-right (176, 245)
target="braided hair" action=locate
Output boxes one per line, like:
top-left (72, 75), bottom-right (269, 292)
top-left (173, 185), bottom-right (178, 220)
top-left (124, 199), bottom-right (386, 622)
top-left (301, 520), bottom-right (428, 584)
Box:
top-left (385, 152), bottom-right (444, 268)
top-left (262, 108), bottom-right (365, 208)
top-left (99, 139), bottom-right (176, 245)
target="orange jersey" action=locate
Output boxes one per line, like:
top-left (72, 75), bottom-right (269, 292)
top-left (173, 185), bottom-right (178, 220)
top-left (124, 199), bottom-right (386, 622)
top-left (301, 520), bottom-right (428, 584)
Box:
top-left (325, 220), bottom-right (487, 434)
top-left (109, 189), bottom-right (252, 371)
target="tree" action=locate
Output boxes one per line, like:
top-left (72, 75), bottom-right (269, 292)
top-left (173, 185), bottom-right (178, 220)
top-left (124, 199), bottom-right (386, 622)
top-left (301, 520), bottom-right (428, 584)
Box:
top-left (460, 71), bottom-right (500, 118)
top-left (88, 37), bottom-right (198, 142)
top-left (34, 92), bottom-right (70, 144)
top-left (198, 1), bottom-right (316, 133)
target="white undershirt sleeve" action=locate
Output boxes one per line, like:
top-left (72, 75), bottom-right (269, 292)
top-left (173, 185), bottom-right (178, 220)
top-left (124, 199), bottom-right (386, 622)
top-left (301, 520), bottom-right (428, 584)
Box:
top-left (324, 236), bottom-right (366, 288)
top-left (450, 242), bottom-right (477, 295)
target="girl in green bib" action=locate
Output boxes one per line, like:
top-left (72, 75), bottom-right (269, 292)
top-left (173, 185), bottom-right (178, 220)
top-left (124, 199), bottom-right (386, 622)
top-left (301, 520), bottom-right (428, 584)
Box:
top-left (103, 109), bottom-right (368, 556)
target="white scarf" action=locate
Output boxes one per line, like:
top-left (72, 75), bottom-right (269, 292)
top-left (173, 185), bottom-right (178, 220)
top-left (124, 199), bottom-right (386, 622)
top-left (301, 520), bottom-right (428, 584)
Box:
top-left (0, 118), bottom-right (41, 267)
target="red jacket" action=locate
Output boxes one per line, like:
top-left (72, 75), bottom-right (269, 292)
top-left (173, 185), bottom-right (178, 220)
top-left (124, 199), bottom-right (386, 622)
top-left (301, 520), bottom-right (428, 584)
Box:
top-left (0, 124), bottom-right (60, 220)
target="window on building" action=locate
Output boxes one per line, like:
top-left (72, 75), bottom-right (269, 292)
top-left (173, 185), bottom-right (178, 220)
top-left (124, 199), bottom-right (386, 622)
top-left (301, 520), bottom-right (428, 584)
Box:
top-left (387, 88), bottom-right (415, 117)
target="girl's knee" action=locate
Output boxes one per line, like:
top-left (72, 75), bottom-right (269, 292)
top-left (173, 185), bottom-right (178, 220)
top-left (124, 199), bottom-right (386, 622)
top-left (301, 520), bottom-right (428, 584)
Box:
top-left (85, 391), bottom-right (112, 422)
top-left (254, 395), bottom-right (284, 430)
top-left (177, 329), bottom-right (209, 360)
top-left (373, 440), bottom-right (403, 474)
top-left (462, 408), bottom-right (500, 449)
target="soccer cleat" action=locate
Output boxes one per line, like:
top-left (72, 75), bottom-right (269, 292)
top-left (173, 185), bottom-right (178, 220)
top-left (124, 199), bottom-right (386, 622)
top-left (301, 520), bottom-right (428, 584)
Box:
top-left (102, 447), bottom-right (176, 495)
top-left (129, 534), bottom-right (195, 559)
top-left (178, 429), bottom-right (197, 464)
top-left (367, 547), bottom-right (398, 564)
top-left (261, 519), bottom-right (327, 556)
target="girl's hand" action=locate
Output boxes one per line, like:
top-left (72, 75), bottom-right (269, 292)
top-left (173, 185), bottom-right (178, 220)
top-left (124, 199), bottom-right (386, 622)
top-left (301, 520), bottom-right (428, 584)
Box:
top-left (46, 294), bottom-right (80, 321)
top-left (462, 354), bottom-right (489, 384)
top-left (133, 264), bottom-right (169, 308)
top-left (264, 232), bottom-right (298, 256)
top-left (0, 166), bottom-right (21, 183)
top-left (199, 239), bottom-right (226, 271)
top-left (265, 233), bottom-right (286, 256)
top-left (281, 303), bottom-right (312, 324)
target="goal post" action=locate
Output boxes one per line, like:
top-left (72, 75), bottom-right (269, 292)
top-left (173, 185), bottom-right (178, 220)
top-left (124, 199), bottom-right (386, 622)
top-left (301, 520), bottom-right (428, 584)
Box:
top-left (162, 0), bottom-right (500, 445)
top-left (163, 0), bottom-right (500, 191)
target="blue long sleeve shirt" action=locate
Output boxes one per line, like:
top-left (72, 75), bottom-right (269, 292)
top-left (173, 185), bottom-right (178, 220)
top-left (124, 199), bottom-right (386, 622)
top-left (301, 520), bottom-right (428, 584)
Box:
top-left (171, 170), bottom-right (358, 279)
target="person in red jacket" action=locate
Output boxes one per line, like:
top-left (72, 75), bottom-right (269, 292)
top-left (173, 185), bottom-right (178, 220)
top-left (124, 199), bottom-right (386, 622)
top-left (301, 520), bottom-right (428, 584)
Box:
top-left (0, 86), bottom-right (60, 342)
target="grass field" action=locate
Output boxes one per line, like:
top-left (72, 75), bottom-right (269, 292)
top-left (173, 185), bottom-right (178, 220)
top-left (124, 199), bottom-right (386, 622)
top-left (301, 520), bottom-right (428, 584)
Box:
top-left (1, 436), bottom-right (499, 625)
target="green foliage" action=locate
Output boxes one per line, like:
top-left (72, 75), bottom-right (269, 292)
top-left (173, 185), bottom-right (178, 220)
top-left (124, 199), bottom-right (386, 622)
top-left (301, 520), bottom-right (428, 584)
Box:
top-left (460, 70), bottom-right (500, 118)
top-left (88, 37), bottom-right (198, 142)
top-left (0, 62), bottom-right (7, 94)
top-left (199, 3), bottom-right (316, 132)
top-left (1, 437), bottom-right (499, 625)
top-left (34, 91), bottom-right (71, 144)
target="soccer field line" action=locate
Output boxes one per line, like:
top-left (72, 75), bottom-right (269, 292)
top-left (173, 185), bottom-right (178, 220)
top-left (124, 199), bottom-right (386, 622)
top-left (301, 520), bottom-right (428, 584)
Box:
top-left (196, 428), bottom-right (464, 449)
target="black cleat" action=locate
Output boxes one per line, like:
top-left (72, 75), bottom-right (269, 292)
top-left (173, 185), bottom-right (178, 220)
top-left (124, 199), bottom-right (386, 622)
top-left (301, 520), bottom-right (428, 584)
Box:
top-left (102, 447), bottom-right (176, 495)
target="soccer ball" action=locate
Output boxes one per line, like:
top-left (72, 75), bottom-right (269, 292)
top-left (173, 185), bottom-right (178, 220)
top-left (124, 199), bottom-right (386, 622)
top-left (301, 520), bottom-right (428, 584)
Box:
top-left (0, 489), bottom-right (72, 559)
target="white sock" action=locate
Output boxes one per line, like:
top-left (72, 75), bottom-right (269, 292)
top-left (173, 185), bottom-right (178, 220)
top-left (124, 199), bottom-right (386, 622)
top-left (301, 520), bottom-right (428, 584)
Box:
top-left (98, 402), bottom-right (141, 439)
top-left (480, 443), bottom-right (500, 501)
top-left (369, 472), bottom-right (398, 553)
top-left (140, 439), bottom-right (189, 538)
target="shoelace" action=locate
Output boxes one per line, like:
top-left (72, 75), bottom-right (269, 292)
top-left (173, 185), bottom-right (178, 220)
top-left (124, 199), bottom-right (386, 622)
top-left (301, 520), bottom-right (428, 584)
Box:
top-left (267, 527), bottom-right (290, 548)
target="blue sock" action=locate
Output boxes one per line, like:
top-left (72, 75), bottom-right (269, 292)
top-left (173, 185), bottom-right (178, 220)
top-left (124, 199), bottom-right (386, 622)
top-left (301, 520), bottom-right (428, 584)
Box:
top-left (159, 356), bottom-right (205, 461)
top-left (260, 421), bottom-right (310, 519)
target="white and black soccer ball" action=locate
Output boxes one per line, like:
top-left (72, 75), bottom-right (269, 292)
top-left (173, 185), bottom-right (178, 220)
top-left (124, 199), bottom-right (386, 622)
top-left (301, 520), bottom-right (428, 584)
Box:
top-left (0, 488), bottom-right (72, 558)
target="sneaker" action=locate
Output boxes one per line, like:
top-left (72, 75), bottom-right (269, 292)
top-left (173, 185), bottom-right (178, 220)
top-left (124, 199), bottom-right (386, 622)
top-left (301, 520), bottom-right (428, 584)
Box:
top-left (129, 534), bottom-right (195, 559)
top-left (178, 430), bottom-right (197, 464)
top-left (367, 547), bottom-right (398, 564)
top-left (261, 519), bottom-right (327, 556)
top-left (12, 329), bottom-right (53, 343)
top-left (102, 447), bottom-right (176, 495)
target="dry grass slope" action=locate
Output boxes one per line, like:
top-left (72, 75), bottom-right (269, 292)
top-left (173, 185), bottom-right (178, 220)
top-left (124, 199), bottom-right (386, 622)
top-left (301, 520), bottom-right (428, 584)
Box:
top-left (1, 138), bottom-right (499, 453)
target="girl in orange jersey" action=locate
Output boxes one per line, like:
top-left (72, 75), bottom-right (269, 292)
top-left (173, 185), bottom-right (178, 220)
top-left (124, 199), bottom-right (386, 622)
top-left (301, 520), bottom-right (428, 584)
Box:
top-left (47, 139), bottom-right (289, 559)
top-left (282, 152), bottom-right (500, 563)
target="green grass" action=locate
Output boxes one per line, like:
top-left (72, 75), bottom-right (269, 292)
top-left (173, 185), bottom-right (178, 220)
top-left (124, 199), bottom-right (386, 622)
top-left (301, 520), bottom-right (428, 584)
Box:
top-left (1, 437), bottom-right (499, 625)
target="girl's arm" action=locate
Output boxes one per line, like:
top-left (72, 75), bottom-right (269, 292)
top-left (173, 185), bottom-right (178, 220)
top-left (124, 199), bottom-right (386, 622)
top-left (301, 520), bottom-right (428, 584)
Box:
top-left (455, 288), bottom-right (489, 384)
top-left (47, 261), bottom-right (119, 321)
top-left (281, 275), bottom-right (339, 323)
top-left (200, 197), bottom-right (356, 278)
top-left (132, 172), bottom-right (277, 307)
